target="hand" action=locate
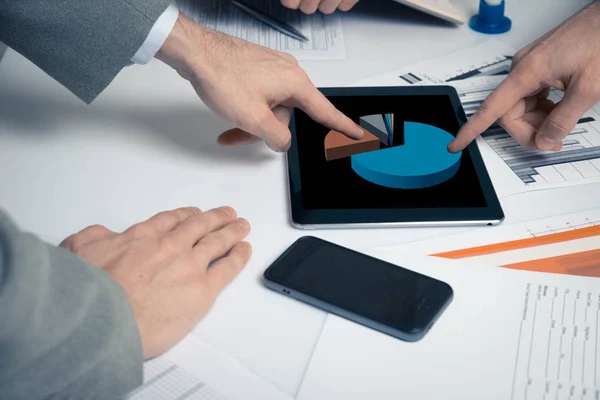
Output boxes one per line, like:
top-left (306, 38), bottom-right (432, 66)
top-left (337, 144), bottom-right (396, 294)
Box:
top-left (59, 206), bottom-right (251, 359)
top-left (156, 13), bottom-right (363, 152)
top-left (448, 1), bottom-right (600, 153)
top-left (280, 0), bottom-right (359, 14)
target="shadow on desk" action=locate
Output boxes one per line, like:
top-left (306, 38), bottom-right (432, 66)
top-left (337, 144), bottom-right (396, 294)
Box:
top-left (0, 90), bottom-right (275, 164)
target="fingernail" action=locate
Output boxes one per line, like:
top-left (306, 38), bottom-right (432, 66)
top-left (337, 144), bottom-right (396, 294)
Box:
top-left (354, 124), bottom-right (364, 138)
top-left (236, 218), bottom-right (250, 229)
top-left (536, 136), bottom-right (557, 151)
top-left (221, 206), bottom-right (235, 217)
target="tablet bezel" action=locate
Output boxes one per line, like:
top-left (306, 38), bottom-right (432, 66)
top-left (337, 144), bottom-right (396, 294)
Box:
top-left (285, 85), bottom-right (504, 229)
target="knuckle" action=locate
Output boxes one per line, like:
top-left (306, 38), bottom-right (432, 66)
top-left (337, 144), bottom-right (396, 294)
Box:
top-left (512, 48), bottom-right (528, 64)
top-left (519, 53), bottom-right (546, 81)
top-left (476, 97), bottom-right (497, 120)
top-left (271, 133), bottom-right (291, 152)
top-left (236, 241), bottom-right (252, 258)
top-left (547, 119), bottom-right (571, 136)
top-left (207, 231), bottom-right (229, 251)
top-left (158, 211), bottom-right (181, 226)
top-left (125, 224), bottom-right (152, 239)
top-left (255, 108), bottom-right (274, 126)
top-left (68, 236), bottom-right (87, 253)
top-left (159, 236), bottom-right (182, 254)
top-left (572, 74), bottom-right (598, 99)
top-left (186, 206), bottom-right (202, 216)
top-left (59, 235), bottom-right (76, 251)
top-left (83, 224), bottom-right (109, 235)
top-left (280, 52), bottom-right (299, 65)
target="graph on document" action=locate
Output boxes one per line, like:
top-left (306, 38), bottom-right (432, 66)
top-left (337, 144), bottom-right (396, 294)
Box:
top-left (398, 53), bottom-right (513, 84)
top-left (124, 357), bottom-right (228, 400)
top-left (454, 76), bottom-right (600, 186)
top-left (510, 283), bottom-right (600, 400)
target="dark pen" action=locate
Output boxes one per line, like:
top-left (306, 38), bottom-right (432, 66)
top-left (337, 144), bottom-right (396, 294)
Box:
top-left (231, 0), bottom-right (309, 42)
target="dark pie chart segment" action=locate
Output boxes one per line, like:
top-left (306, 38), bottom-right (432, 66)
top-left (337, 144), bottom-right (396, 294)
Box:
top-left (350, 121), bottom-right (462, 189)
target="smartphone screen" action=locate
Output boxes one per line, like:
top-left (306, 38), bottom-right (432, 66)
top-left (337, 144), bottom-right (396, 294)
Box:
top-left (264, 236), bottom-right (453, 341)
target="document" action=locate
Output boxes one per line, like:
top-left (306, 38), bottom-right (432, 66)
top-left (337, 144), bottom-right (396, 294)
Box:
top-left (124, 334), bottom-right (291, 400)
top-left (352, 39), bottom-right (600, 196)
top-left (374, 207), bottom-right (600, 278)
top-left (296, 252), bottom-right (600, 400)
top-left (174, 0), bottom-right (346, 60)
top-left (451, 76), bottom-right (600, 195)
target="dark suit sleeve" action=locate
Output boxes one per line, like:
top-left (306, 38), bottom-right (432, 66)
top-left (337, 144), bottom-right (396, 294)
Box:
top-left (0, 0), bottom-right (171, 103)
top-left (0, 210), bottom-right (144, 400)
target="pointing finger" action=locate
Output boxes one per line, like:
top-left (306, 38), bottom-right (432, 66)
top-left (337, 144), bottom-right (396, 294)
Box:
top-left (219, 106), bottom-right (292, 148)
top-left (448, 67), bottom-right (541, 153)
top-left (291, 85), bottom-right (363, 140)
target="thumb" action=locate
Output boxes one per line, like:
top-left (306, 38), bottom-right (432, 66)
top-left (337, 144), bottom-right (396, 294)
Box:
top-left (220, 106), bottom-right (293, 149)
top-left (535, 83), bottom-right (594, 151)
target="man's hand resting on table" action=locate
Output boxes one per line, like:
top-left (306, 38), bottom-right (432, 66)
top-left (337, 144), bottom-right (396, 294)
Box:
top-left (60, 206), bottom-right (251, 359)
top-left (156, 13), bottom-right (363, 153)
top-left (448, 0), bottom-right (600, 153)
top-left (280, 0), bottom-right (359, 14)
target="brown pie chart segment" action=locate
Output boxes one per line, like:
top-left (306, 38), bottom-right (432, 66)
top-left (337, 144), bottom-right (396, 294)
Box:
top-left (324, 127), bottom-right (380, 161)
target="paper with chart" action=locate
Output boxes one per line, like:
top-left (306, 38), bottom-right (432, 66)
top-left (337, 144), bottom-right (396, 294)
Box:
top-left (123, 334), bottom-right (291, 400)
top-left (296, 252), bottom-right (600, 400)
top-left (174, 0), bottom-right (346, 60)
top-left (374, 208), bottom-right (600, 278)
top-left (352, 39), bottom-right (600, 196)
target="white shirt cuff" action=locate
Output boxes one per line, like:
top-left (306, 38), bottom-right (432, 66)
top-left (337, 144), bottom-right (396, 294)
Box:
top-left (131, 3), bottom-right (179, 65)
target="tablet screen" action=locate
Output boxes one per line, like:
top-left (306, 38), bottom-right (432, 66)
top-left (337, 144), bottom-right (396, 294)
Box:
top-left (293, 93), bottom-right (487, 210)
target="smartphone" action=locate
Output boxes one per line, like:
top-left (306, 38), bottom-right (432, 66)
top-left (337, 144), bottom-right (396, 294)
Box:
top-left (263, 236), bottom-right (453, 342)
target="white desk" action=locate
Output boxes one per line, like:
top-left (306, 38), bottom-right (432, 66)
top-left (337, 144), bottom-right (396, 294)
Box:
top-left (0, 0), bottom-right (598, 396)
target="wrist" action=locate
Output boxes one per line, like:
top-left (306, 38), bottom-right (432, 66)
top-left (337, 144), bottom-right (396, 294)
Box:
top-left (155, 13), bottom-right (208, 81)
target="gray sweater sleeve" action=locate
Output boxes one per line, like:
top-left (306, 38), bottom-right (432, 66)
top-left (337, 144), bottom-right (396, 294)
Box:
top-left (0, 0), bottom-right (171, 103)
top-left (0, 210), bottom-right (143, 400)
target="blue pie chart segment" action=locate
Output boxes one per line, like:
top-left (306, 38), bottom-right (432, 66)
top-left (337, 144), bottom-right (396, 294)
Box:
top-left (351, 122), bottom-right (462, 189)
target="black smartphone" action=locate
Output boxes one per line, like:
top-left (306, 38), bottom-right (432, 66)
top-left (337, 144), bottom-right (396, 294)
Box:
top-left (263, 236), bottom-right (453, 342)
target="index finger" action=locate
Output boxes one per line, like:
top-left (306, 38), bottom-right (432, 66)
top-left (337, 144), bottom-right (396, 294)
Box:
top-left (291, 85), bottom-right (364, 140)
top-left (447, 68), bottom-right (541, 153)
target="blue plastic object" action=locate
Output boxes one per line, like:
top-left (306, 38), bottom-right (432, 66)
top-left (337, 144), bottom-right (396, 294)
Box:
top-left (350, 122), bottom-right (462, 189)
top-left (469, 0), bottom-right (512, 34)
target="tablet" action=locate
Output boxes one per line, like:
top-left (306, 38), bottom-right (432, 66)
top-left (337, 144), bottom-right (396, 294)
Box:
top-left (285, 85), bottom-right (504, 229)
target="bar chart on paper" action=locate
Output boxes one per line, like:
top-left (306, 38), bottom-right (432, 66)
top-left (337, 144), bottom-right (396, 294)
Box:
top-left (122, 334), bottom-right (291, 400)
top-left (125, 357), bottom-right (228, 400)
top-left (510, 283), bottom-right (600, 400)
top-left (453, 76), bottom-right (600, 191)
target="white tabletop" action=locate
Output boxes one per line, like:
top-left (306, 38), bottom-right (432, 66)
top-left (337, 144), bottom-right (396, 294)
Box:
top-left (0, 0), bottom-right (597, 396)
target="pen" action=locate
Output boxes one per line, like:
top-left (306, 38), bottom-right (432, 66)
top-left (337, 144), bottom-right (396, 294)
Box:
top-left (230, 0), bottom-right (309, 42)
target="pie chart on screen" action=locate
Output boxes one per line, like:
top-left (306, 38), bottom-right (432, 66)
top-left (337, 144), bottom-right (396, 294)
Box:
top-left (324, 117), bottom-right (462, 189)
